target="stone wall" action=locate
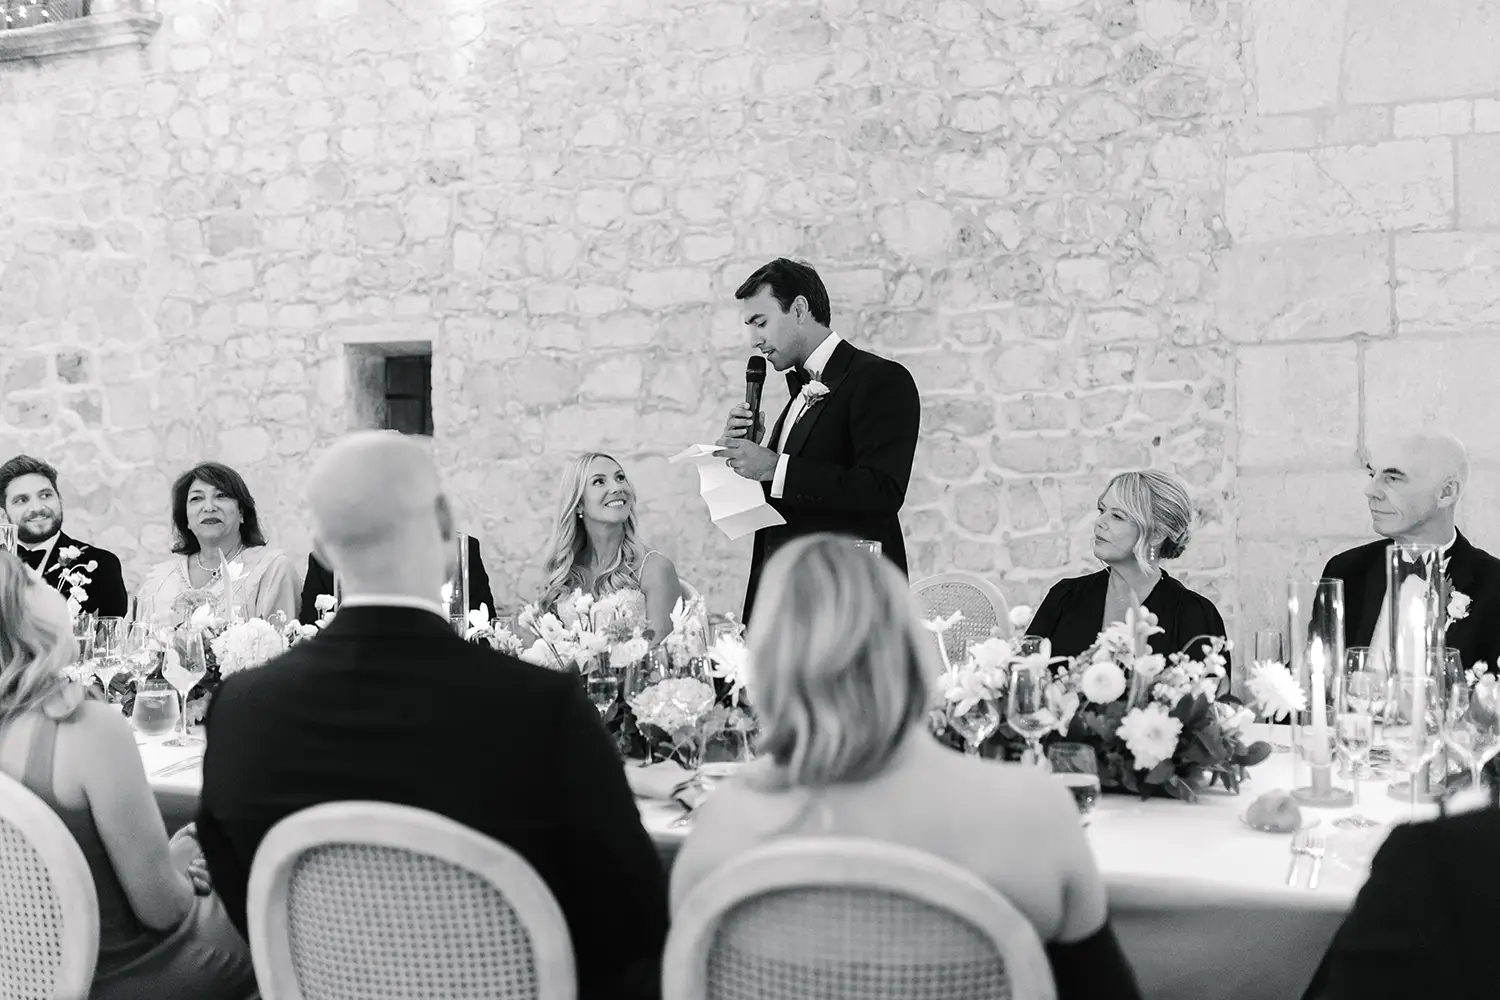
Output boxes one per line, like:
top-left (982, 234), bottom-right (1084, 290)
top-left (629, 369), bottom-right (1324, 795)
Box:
top-left (1228, 0), bottom-right (1500, 642)
top-left (0, 0), bottom-right (1492, 650)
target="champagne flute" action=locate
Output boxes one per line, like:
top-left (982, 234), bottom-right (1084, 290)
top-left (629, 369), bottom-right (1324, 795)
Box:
top-left (1007, 660), bottom-right (1056, 767)
top-left (587, 667), bottom-right (623, 717)
top-left (162, 631), bottom-right (207, 747)
top-left (1334, 670), bottom-right (1379, 829)
top-left (951, 699), bottom-right (1000, 757)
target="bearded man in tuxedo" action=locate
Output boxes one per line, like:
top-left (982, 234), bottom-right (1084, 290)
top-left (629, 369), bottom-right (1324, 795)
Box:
top-left (1, 454), bottom-right (128, 617)
top-left (1320, 432), bottom-right (1500, 672)
top-left (717, 258), bottom-right (921, 621)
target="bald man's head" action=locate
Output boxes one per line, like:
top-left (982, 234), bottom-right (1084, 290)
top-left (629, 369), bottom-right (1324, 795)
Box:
top-left (1363, 431), bottom-right (1469, 544)
top-left (307, 432), bottom-right (454, 596)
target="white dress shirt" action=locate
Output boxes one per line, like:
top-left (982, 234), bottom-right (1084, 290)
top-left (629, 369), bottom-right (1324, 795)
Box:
top-left (340, 595), bottom-right (448, 621)
top-left (768, 331), bottom-right (842, 500)
top-left (18, 532), bottom-right (60, 572)
top-left (1367, 531), bottom-right (1457, 676)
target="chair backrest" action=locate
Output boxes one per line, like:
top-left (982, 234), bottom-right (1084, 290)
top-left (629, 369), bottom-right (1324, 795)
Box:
top-left (0, 772), bottom-right (99, 1000)
top-left (247, 801), bottom-right (575, 1000)
top-left (664, 837), bottom-right (1056, 1000)
top-left (912, 573), bottom-right (1013, 663)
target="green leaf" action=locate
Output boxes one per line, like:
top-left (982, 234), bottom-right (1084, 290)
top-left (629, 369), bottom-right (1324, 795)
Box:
top-left (1237, 741), bottom-right (1273, 767)
top-left (1165, 775), bottom-right (1199, 802)
top-left (1146, 760), bottom-right (1176, 784)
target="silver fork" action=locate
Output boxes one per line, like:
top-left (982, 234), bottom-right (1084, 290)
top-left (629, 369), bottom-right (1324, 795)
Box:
top-left (1305, 829), bottom-right (1328, 889)
top-left (1286, 829), bottom-right (1307, 887)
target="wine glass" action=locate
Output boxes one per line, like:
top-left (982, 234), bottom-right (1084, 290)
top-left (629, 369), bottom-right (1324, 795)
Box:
top-left (1007, 660), bottom-right (1056, 767)
top-left (1254, 629), bottom-right (1291, 751)
top-left (130, 677), bottom-right (180, 742)
top-left (1470, 671), bottom-right (1500, 790)
top-left (1436, 648), bottom-right (1478, 789)
top-left (1334, 669), bottom-right (1379, 829)
top-left (587, 667), bottom-right (623, 717)
top-left (0, 522), bottom-right (16, 555)
top-left (951, 699), bottom-right (1000, 756)
top-left (1047, 742), bottom-right (1101, 823)
top-left (71, 613), bottom-right (96, 664)
top-left (162, 631), bottom-right (208, 747)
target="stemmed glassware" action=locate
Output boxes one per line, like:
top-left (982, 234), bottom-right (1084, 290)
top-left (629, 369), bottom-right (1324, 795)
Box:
top-left (1435, 648), bottom-right (1478, 789)
top-left (951, 700), bottom-right (1000, 757)
top-left (71, 613), bottom-right (96, 665)
top-left (1008, 659), bottom-right (1057, 767)
top-left (162, 631), bottom-right (207, 747)
top-left (587, 668), bottom-right (623, 718)
top-left (1334, 667), bottom-right (1379, 829)
top-left (1470, 670), bottom-right (1500, 790)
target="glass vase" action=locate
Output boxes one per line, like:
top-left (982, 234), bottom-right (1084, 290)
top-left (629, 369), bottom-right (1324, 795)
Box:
top-left (1288, 579), bottom-right (1352, 807)
top-left (441, 533), bottom-right (470, 635)
top-left (1383, 544), bottom-right (1448, 803)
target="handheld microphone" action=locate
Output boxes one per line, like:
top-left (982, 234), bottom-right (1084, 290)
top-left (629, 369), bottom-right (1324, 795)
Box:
top-left (744, 355), bottom-right (766, 443)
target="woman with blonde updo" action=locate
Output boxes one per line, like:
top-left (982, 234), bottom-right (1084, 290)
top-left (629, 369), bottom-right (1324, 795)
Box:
top-left (0, 554), bottom-right (255, 999)
top-left (1026, 469), bottom-right (1229, 670)
top-left (669, 535), bottom-right (1141, 999)
top-left (538, 452), bottom-right (684, 643)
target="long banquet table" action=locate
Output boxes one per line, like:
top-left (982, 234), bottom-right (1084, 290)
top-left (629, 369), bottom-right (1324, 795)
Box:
top-left (145, 724), bottom-right (1432, 1000)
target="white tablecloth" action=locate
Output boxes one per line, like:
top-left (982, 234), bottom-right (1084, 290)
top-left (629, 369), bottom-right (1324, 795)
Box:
top-left (143, 725), bottom-right (1432, 1000)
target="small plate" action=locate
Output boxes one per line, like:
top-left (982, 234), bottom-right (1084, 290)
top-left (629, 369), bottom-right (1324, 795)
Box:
top-left (698, 761), bottom-right (745, 780)
top-left (1238, 810), bottom-right (1320, 834)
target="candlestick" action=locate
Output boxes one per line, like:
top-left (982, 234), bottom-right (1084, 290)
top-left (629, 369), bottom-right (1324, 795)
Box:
top-left (1384, 543), bottom-right (1446, 803)
top-left (1289, 579), bottom-right (1352, 807)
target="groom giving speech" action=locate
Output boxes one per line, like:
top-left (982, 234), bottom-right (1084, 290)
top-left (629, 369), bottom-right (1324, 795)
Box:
top-left (717, 258), bottom-right (922, 621)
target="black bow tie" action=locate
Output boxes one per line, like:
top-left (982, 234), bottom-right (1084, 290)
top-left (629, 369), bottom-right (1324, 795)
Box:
top-left (19, 547), bottom-right (45, 570)
top-left (789, 368), bottom-right (817, 392)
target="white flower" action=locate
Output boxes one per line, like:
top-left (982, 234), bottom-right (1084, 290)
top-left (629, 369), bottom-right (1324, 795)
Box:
top-left (938, 664), bottom-right (999, 717)
top-left (923, 610), bottom-right (965, 635)
top-left (1134, 653), bottom-right (1166, 680)
top-left (223, 560), bottom-right (245, 582)
top-left (967, 636), bottom-right (1011, 673)
top-left (590, 590), bottom-right (633, 628)
top-left (1247, 660), bottom-right (1306, 721)
top-left (1008, 605), bottom-right (1033, 631)
top-left (1213, 702), bottom-right (1255, 737)
top-left (630, 677), bottom-right (717, 736)
top-left (517, 603), bottom-right (539, 633)
top-left (520, 639), bottom-right (560, 669)
top-left (573, 590), bottom-right (595, 618)
top-left (800, 379), bottom-right (830, 403)
top-left (1048, 682), bottom-right (1081, 735)
top-left (709, 634), bottom-right (751, 699)
top-left (1117, 703), bottom-right (1183, 771)
top-left (210, 618), bottom-right (287, 676)
top-left (1449, 589), bottom-right (1471, 625)
top-left (609, 634), bottom-right (650, 669)
top-left (1080, 660), bottom-right (1127, 704)
top-left (314, 593), bottom-right (338, 614)
top-left (490, 628), bottom-right (524, 657)
top-left (1468, 661), bottom-right (1492, 686)
top-left (60, 663), bottom-right (91, 685)
top-left (189, 603), bottom-right (223, 631)
top-left (468, 604), bottom-right (491, 631)
top-left (439, 582), bottom-right (454, 607)
top-left (58, 545), bottom-right (83, 564)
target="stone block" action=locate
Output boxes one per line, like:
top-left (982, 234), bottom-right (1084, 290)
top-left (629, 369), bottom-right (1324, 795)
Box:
top-left (875, 202), bottom-right (955, 262)
top-left (1250, 0), bottom-right (1347, 114)
top-left (625, 269), bottom-right (713, 309)
top-left (1236, 470), bottom-right (1372, 539)
top-left (1216, 236), bottom-right (1390, 342)
top-left (1226, 141), bottom-right (1453, 243)
top-left (1393, 101), bottom-right (1472, 138)
top-left (1054, 257), bottom-right (1112, 300)
top-left (1007, 534), bottom-right (1070, 571)
top-left (1395, 233), bottom-right (1500, 333)
top-left (1476, 100), bottom-right (1500, 133)
top-left (1006, 480), bottom-right (1054, 533)
top-left (218, 425), bottom-right (271, 465)
top-left (1232, 115), bottom-right (1319, 153)
top-left (953, 483), bottom-right (1000, 534)
top-left (926, 434), bottom-right (981, 481)
top-left (1457, 136), bottom-right (1500, 228)
top-left (1236, 342), bottom-right (1359, 468)
top-left (1085, 311), bottom-right (1158, 344)
top-left (1365, 336), bottom-right (1500, 464)
top-left (991, 435), bottom-right (1085, 475)
top-left (923, 398), bottom-right (996, 436)
top-left (1344, 0), bottom-right (1500, 104)
top-left (1078, 390), bottom-right (1131, 429)
top-left (1002, 396), bottom-right (1070, 432)
top-left (1456, 466), bottom-right (1500, 553)
top-left (991, 343), bottom-right (1067, 393)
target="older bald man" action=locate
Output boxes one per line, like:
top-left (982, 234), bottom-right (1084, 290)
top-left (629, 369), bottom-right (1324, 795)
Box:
top-left (195, 433), bottom-right (668, 1000)
top-left (1320, 433), bottom-right (1500, 673)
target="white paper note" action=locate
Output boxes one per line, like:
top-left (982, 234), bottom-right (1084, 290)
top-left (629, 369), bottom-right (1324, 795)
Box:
top-left (669, 444), bottom-right (786, 540)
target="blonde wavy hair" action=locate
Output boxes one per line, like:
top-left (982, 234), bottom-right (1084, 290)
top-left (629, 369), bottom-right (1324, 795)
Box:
top-left (1101, 470), bottom-right (1195, 567)
top-left (0, 553), bottom-right (79, 723)
top-left (539, 452), bottom-right (648, 610)
top-left (747, 534), bottom-right (936, 792)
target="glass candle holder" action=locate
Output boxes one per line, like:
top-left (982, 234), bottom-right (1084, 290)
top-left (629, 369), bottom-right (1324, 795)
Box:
top-left (441, 533), bottom-right (470, 636)
top-left (1288, 579), bottom-right (1353, 807)
top-left (1382, 543), bottom-right (1448, 804)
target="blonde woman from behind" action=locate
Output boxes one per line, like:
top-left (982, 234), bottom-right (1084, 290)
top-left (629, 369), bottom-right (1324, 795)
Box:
top-left (668, 534), bottom-right (1141, 1000)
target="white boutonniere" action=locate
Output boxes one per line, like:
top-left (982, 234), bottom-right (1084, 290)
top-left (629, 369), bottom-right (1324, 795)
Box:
top-left (799, 379), bottom-right (830, 405)
top-left (1449, 587), bottom-right (1471, 626)
top-left (57, 545), bottom-right (84, 566)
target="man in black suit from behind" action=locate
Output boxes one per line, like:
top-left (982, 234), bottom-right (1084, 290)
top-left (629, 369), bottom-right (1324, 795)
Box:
top-left (196, 431), bottom-right (668, 999)
top-left (718, 258), bottom-right (922, 621)
top-left (1320, 432), bottom-right (1500, 673)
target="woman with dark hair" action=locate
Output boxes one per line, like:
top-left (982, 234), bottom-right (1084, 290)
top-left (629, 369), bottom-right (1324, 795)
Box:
top-left (0, 553), bottom-right (257, 999)
top-left (135, 462), bottom-right (299, 625)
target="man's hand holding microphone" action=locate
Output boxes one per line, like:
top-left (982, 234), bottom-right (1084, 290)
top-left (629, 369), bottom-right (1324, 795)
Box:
top-left (718, 356), bottom-right (778, 482)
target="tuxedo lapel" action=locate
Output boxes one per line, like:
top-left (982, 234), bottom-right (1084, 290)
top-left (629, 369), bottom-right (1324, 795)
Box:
top-left (39, 531), bottom-right (71, 582)
top-left (1354, 540), bottom-right (1390, 646)
top-left (1446, 531), bottom-right (1479, 596)
top-left (766, 377), bottom-right (798, 450)
top-left (781, 340), bottom-right (856, 457)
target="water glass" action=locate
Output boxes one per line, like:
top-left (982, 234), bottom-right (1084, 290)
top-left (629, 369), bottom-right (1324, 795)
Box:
top-left (71, 614), bottom-right (97, 664)
top-left (1007, 660), bottom-right (1056, 766)
top-left (852, 539), bottom-right (883, 558)
top-left (587, 668), bottom-right (622, 717)
top-left (130, 678), bottom-right (180, 741)
top-left (0, 522), bottom-right (15, 555)
top-left (1048, 743), bottom-right (1101, 822)
top-left (163, 631), bottom-right (207, 747)
top-left (1334, 670), bottom-right (1379, 829)
top-left (1470, 672), bottom-right (1500, 788)
top-left (951, 699), bottom-right (999, 756)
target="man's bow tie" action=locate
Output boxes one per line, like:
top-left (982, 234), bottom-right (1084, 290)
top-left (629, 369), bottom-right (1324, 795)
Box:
top-left (19, 547), bottom-right (45, 570)
top-left (789, 368), bottom-right (819, 392)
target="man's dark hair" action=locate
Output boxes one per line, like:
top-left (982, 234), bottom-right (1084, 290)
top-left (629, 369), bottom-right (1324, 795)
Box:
top-left (0, 455), bottom-right (60, 506)
top-left (170, 461), bottom-right (267, 555)
top-left (734, 258), bottom-right (832, 327)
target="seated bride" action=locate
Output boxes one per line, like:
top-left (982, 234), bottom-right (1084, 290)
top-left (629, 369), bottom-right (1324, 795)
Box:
top-left (538, 452), bottom-right (684, 643)
top-left (135, 462), bottom-right (300, 625)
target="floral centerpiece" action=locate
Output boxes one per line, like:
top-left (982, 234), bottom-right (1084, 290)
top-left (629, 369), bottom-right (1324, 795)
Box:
top-left (514, 589), bottom-right (649, 673)
top-left (930, 606), bottom-right (1272, 800)
top-left (629, 675), bottom-right (722, 768)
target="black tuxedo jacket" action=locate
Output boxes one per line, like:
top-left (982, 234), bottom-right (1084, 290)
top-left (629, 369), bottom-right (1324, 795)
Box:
top-left (1320, 531), bottom-right (1500, 671)
top-left (743, 339), bottom-right (921, 621)
top-left (197, 606), bottom-right (668, 1000)
top-left (32, 530), bottom-right (129, 618)
top-left (1029, 569), bottom-right (1232, 673)
top-left (1303, 802), bottom-right (1500, 1000)
top-left (299, 535), bottom-right (495, 622)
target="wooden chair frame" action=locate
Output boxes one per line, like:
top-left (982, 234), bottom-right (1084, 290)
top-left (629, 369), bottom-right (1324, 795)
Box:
top-left (663, 836), bottom-right (1056, 1000)
top-left (0, 772), bottom-right (99, 1000)
top-left (247, 801), bottom-right (575, 1000)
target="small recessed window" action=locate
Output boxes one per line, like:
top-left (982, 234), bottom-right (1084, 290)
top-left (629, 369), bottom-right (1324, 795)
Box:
top-left (343, 340), bottom-right (433, 437)
top-left (383, 354), bottom-right (433, 436)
